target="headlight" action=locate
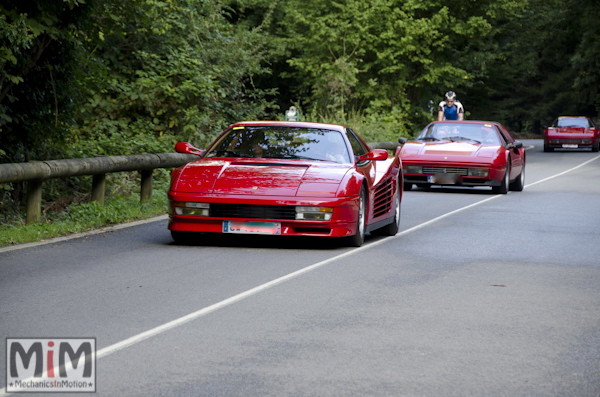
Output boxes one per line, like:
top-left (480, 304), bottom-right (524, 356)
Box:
top-left (173, 202), bottom-right (210, 216)
top-left (404, 166), bottom-right (423, 174)
top-left (467, 168), bottom-right (489, 177)
top-left (295, 206), bottom-right (333, 221)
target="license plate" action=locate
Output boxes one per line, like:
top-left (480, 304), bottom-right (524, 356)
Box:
top-left (562, 144), bottom-right (578, 148)
top-left (427, 174), bottom-right (459, 184)
top-left (223, 221), bottom-right (281, 235)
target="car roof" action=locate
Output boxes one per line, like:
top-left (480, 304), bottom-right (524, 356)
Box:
top-left (430, 120), bottom-right (502, 127)
top-left (229, 120), bottom-right (348, 133)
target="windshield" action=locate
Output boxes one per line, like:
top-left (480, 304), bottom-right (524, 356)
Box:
top-left (417, 123), bottom-right (501, 145)
top-left (554, 117), bottom-right (590, 128)
top-left (205, 126), bottom-right (352, 163)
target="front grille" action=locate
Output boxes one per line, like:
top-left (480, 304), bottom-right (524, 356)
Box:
top-left (422, 167), bottom-right (468, 175)
top-left (210, 203), bottom-right (296, 220)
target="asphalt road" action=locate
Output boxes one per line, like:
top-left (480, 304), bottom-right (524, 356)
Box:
top-left (1, 140), bottom-right (599, 396)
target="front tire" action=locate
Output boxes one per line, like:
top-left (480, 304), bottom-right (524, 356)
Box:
top-left (509, 166), bottom-right (525, 192)
top-left (492, 166), bottom-right (510, 195)
top-left (345, 187), bottom-right (366, 247)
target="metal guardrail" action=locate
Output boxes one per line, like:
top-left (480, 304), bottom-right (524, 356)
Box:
top-left (0, 153), bottom-right (197, 224)
top-left (368, 141), bottom-right (401, 150)
top-left (0, 142), bottom-right (400, 224)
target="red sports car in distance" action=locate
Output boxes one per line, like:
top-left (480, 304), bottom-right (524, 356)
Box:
top-left (168, 121), bottom-right (403, 247)
top-left (543, 116), bottom-right (599, 152)
top-left (400, 120), bottom-right (526, 194)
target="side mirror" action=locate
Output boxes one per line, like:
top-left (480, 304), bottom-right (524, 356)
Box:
top-left (357, 149), bottom-right (388, 162)
top-left (398, 137), bottom-right (408, 144)
top-left (175, 142), bottom-right (203, 156)
top-left (507, 141), bottom-right (523, 151)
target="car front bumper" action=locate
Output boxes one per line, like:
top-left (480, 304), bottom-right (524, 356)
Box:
top-left (403, 166), bottom-right (506, 187)
top-left (167, 192), bottom-right (360, 237)
top-left (544, 135), bottom-right (599, 149)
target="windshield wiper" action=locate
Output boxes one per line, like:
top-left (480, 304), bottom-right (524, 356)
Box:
top-left (208, 150), bottom-right (253, 158)
top-left (419, 137), bottom-right (440, 141)
top-left (273, 154), bottom-right (325, 161)
top-left (446, 136), bottom-right (481, 144)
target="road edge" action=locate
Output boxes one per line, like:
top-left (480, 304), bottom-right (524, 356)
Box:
top-left (0, 215), bottom-right (168, 254)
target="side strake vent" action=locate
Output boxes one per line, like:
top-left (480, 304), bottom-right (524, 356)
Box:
top-left (373, 180), bottom-right (393, 218)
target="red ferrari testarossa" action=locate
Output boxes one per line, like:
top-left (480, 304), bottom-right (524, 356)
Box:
top-left (168, 121), bottom-right (403, 246)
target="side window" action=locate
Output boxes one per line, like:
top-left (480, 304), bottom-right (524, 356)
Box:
top-left (346, 129), bottom-right (368, 157)
top-left (496, 126), bottom-right (511, 146)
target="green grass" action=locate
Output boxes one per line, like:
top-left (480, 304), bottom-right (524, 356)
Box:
top-left (0, 194), bottom-right (168, 247)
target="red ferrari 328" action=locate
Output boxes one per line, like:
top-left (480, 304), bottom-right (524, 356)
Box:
top-left (400, 120), bottom-right (526, 194)
top-left (543, 116), bottom-right (599, 152)
top-left (168, 121), bottom-right (403, 246)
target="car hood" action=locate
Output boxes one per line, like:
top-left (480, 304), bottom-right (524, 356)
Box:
top-left (171, 159), bottom-right (351, 197)
top-left (401, 141), bottom-right (501, 160)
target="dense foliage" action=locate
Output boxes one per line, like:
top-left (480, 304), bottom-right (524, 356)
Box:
top-left (1, 0), bottom-right (599, 226)
top-left (2, 0), bottom-right (599, 159)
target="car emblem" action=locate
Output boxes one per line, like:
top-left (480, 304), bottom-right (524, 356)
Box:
top-left (252, 186), bottom-right (258, 190)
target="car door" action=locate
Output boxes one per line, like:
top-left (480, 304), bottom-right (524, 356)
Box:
top-left (497, 125), bottom-right (524, 179)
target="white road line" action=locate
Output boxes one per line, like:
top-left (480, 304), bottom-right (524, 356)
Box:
top-left (1, 155), bottom-right (599, 396)
top-left (93, 154), bottom-right (600, 359)
top-left (524, 154), bottom-right (600, 188)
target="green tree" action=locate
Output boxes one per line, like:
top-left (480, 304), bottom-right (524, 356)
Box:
top-left (570, 0), bottom-right (600, 117)
top-left (0, 0), bottom-right (91, 162)
top-left (256, 0), bottom-right (527, 136)
top-left (465, 0), bottom-right (600, 133)
top-left (71, 0), bottom-right (275, 156)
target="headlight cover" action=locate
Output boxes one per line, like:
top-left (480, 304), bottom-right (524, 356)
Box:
top-left (467, 168), bottom-right (489, 177)
top-left (295, 206), bottom-right (333, 221)
top-left (404, 166), bottom-right (423, 174)
top-left (173, 202), bottom-right (210, 216)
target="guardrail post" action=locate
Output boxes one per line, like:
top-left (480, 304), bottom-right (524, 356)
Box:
top-left (91, 174), bottom-right (106, 204)
top-left (26, 179), bottom-right (43, 224)
top-left (140, 169), bottom-right (153, 203)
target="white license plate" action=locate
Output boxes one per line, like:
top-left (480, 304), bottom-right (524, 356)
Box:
top-left (562, 144), bottom-right (578, 148)
top-left (427, 174), bottom-right (459, 184)
top-left (223, 221), bottom-right (281, 235)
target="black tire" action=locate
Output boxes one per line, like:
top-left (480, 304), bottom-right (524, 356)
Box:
top-left (509, 166), bottom-right (525, 192)
top-left (492, 165), bottom-right (510, 195)
top-left (344, 187), bottom-right (366, 247)
top-left (403, 182), bottom-right (413, 191)
top-left (544, 144), bottom-right (553, 152)
top-left (372, 185), bottom-right (401, 236)
top-left (592, 142), bottom-right (599, 153)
